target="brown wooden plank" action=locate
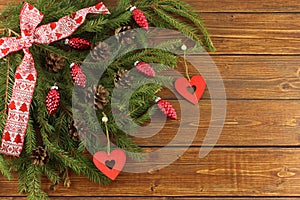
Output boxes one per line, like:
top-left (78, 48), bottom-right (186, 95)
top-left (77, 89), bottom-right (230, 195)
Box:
top-left (153, 35), bottom-right (300, 55)
top-left (187, 0), bottom-right (300, 13)
top-left (7, 198), bottom-right (300, 200)
top-left (160, 56), bottom-right (300, 100)
top-left (2, 0), bottom-right (300, 13)
top-left (201, 13), bottom-right (300, 40)
top-left (133, 100), bottom-right (300, 147)
top-left (0, 0), bottom-right (21, 10)
top-left (2, 148), bottom-right (300, 197)
top-left (202, 13), bottom-right (300, 30)
top-left (147, 12), bottom-right (300, 55)
top-left (201, 13), bottom-right (300, 54)
top-left (210, 37), bottom-right (300, 55)
top-left (2, 4), bottom-right (300, 54)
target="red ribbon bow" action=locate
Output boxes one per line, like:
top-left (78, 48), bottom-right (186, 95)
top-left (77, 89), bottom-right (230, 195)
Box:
top-left (0, 2), bottom-right (110, 156)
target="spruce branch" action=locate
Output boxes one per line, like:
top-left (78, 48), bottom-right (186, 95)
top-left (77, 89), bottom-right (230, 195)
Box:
top-left (25, 119), bottom-right (37, 155)
top-left (26, 164), bottom-right (48, 200)
top-left (41, 130), bottom-right (82, 173)
top-left (153, 7), bottom-right (204, 48)
top-left (0, 1), bottom-right (214, 199)
top-left (0, 155), bottom-right (12, 180)
top-left (41, 165), bottom-right (60, 185)
top-left (160, 4), bottom-right (215, 51)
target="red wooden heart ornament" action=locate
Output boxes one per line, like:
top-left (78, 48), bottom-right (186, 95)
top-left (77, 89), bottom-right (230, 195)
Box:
top-left (93, 149), bottom-right (126, 180)
top-left (174, 75), bottom-right (206, 104)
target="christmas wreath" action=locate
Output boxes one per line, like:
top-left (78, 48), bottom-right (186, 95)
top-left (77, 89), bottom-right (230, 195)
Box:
top-left (0, 0), bottom-right (214, 199)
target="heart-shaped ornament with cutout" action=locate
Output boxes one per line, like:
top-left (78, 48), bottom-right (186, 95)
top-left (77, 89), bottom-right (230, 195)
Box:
top-left (93, 149), bottom-right (126, 180)
top-left (174, 75), bottom-right (206, 104)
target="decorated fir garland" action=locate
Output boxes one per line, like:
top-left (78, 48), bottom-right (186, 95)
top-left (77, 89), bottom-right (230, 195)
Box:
top-left (0, 0), bottom-right (214, 199)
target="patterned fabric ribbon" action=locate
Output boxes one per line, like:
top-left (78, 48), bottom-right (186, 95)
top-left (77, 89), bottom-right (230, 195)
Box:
top-left (0, 2), bottom-right (110, 156)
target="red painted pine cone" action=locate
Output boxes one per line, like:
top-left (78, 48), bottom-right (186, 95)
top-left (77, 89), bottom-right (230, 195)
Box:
top-left (131, 6), bottom-right (149, 30)
top-left (70, 63), bottom-right (86, 88)
top-left (156, 97), bottom-right (177, 120)
top-left (135, 61), bottom-right (155, 78)
top-left (65, 38), bottom-right (92, 50)
top-left (46, 86), bottom-right (60, 115)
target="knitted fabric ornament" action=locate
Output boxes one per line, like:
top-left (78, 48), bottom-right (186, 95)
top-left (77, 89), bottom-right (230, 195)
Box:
top-left (46, 86), bottom-right (60, 115)
top-left (65, 38), bottom-right (92, 50)
top-left (156, 97), bottom-right (177, 120)
top-left (135, 61), bottom-right (155, 78)
top-left (70, 63), bottom-right (86, 88)
top-left (130, 6), bottom-right (148, 30)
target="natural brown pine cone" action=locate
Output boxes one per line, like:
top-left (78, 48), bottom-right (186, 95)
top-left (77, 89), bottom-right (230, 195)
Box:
top-left (30, 146), bottom-right (49, 166)
top-left (94, 85), bottom-right (109, 110)
top-left (68, 121), bottom-right (80, 141)
top-left (115, 26), bottom-right (136, 45)
top-left (45, 53), bottom-right (65, 72)
top-left (90, 42), bottom-right (111, 61)
top-left (114, 70), bottom-right (132, 88)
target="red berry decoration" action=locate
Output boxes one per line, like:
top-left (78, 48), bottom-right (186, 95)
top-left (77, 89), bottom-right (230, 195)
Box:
top-left (70, 63), bottom-right (86, 88)
top-left (130, 6), bottom-right (148, 30)
top-left (65, 38), bottom-right (92, 50)
top-left (156, 97), bottom-right (177, 120)
top-left (46, 86), bottom-right (60, 115)
top-left (135, 61), bottom-right (155, 78)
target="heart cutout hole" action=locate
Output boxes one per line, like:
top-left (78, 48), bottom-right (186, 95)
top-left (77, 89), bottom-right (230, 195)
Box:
top-left (187, 85), bottom-right (197, 94)
top-left (105, 160), bottom-right (115, 169)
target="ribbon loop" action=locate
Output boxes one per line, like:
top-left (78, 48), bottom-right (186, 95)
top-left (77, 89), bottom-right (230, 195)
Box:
top-left (20, 3), bottom-right (44, 38)
top-left (0, 2), bottom-right (110, 156)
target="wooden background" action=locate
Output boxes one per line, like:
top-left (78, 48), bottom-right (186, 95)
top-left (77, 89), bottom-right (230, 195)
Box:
top-left (2, 0), bottom-right (300, 199)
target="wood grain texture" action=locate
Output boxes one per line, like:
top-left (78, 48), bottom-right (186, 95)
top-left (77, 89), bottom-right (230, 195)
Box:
top-left (1, 0), bottom-right (300, 199)
top-left (1, 197), bottom-right (300, 200)
top-left (160, 56), bottom-right (300, 100)
top-left (1, 148), bottom-right (300, 197)
top-left (134, 100), bottom-right (300, 147)
top-left (188, 0), bottom-right (300, 13)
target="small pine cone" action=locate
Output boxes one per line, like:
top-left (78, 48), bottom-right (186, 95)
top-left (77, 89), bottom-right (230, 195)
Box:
top-left (114, 70), bottom-right (132, 88)
top-left (45, 53), bottom-right (65, 72)
top-left (115, 26), bottom-right (136, 45)
top-left (94, 85), bottom-right (109, 110)
top-left (30, 146), bottom-right (49, 166)
top-left (90, 42), bottom-right (111, 61)
top-left (68, 120), bottom-right (86, 141)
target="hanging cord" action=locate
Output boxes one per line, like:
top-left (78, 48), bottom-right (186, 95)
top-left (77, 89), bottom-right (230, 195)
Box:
top-left (102, 112), bottom-right (110, 155)
top-left (182, 44), bottom-right (190, 81)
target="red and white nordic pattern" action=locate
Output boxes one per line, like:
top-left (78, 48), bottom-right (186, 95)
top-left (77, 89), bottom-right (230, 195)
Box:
top-left (0, 2), bottom-right (110, 156)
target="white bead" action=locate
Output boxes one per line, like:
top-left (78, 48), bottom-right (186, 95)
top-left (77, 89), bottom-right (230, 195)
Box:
top-left (51, 86), bottom-right (58, 90)
top-left (130, 6), bottom-right (137, 12)
top-left (102, 116), bottom-right (108, 123)
top-left (155, 97), bottom-right (161, 103)
top-left (181, 44), bottom-right (187, 51)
